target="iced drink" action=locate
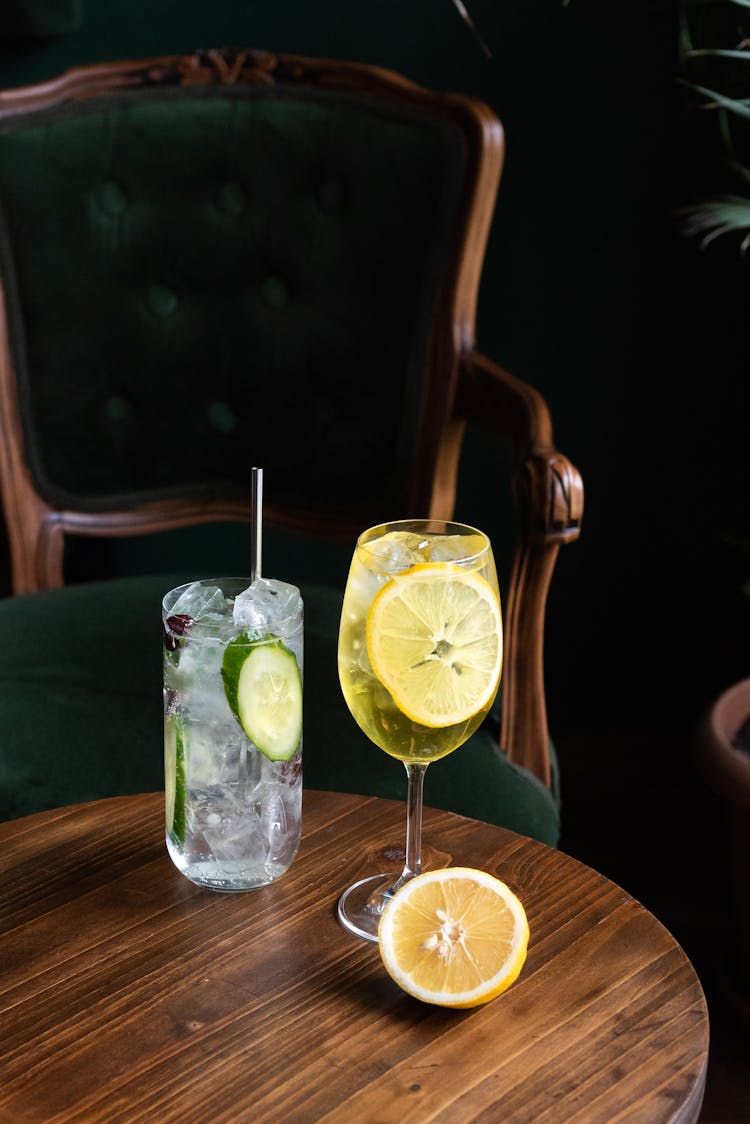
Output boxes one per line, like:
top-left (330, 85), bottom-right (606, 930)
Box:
top-left (162, 576), bottom-right (303, 891)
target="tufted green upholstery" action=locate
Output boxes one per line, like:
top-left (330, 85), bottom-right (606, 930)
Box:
top-left (0, 575), bottom-right (560, 843)
top-left (0, 87), bottom-right (462, 513)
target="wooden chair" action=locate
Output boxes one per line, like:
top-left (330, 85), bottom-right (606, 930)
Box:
top-left (0, 48), bottom-right (582, 835)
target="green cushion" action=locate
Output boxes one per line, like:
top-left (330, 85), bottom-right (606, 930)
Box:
top-left (0, 86), bottom-right (463, 516)
top-left (0, 574), bottom-right (560, 844)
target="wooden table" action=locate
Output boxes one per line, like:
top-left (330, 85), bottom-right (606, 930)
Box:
top-left (0, 790), bottom-right (708, 1122)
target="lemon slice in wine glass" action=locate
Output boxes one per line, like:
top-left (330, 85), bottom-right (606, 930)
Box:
top-left (366, 563), bottom-right (502, 728)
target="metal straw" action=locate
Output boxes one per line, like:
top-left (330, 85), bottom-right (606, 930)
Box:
top-left (251, 466), bottom-right (263, 583)
top-left (241, 466), bottom-right (264, 801)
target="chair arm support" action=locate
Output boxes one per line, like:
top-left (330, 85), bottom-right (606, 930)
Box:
top-left (456, 351), bottom-right (584, 786)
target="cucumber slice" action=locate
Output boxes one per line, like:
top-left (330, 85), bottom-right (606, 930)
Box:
top-left (165, 714), bottom-right (186, 845)
top-left (222, 635), bottom-right (302, 762)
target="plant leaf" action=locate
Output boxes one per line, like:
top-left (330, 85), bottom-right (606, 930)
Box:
top-left (684, 80), bottom-right (750, 120)
top-left (687, 48), bottom-right (750, 61)
top-left (679, 194), bottom-right (750, 250)
top-left (449, 0), bottom-right (492, 59)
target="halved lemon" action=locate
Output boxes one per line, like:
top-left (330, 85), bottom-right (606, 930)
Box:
top-left (378, 867), bottom-right (529, 1008)
top-left (366, 563), bottom-right (502, 728)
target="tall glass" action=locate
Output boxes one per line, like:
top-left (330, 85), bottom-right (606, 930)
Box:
top-left (337, 520), bottom-right (503, 940)
top-left (162, 576), bottom-right (303, 891)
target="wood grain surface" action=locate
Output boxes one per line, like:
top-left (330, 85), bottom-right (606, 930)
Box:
top-left (0, 791), bottom-right (708, 1122)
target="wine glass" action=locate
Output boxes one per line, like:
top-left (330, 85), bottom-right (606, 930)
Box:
top-left (337, 519), bottom-right (503, 941)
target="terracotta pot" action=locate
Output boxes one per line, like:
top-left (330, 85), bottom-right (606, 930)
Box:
top-left (694, 678), bottom-right (750, 1026)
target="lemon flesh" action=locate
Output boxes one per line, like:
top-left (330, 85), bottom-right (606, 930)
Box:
top-left (378, 867), bottom-right (529, 1008)
top-left (366, 563), bottom-right (502, 728)
top-left (222, 637), bottom-right (302, 762)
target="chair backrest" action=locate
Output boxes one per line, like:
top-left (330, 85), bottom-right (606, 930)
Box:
top-left (0, 47), bottom-right (583, 785)
top-left (0, 47), bottom-right (502, 587)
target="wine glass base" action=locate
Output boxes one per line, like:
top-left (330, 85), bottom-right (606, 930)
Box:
top-left (337, 873), bottom-right (396, 942)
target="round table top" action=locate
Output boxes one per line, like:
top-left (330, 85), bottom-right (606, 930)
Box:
top-left (0, 790), bottom-right (708, 1122)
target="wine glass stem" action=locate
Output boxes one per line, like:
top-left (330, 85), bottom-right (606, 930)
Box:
top-left (387, 762), bottom-right (427, 897)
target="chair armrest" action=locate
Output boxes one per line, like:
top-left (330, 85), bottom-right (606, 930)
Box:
top-left (456, 351), bottom-right (584, 786)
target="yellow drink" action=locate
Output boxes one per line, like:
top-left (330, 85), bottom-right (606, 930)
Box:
top-left (337, 527), bottom-right (502, 765)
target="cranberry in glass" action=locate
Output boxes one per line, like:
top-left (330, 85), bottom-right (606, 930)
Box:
top-left (163, 613), bottom-right (194, 651)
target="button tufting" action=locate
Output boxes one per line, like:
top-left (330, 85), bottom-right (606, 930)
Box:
top-left (95, 179), bottom-right (128, 217)
top-left (217, 182), bottom-right (247, 217)
top-left (146, 284), bottom-right (178, 318)
top-left (208, 401), bottom-right (237, 434)
top-left (260, 276), bottom-right (288, 310)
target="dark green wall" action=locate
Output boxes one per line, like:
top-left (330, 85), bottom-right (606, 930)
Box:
top-left (1, 0), bottom-right (747, 739)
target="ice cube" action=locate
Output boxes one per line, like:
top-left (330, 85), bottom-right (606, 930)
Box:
top-left (260, 786), bottom-right (289, 862)
top-left (233, 577), bottom-right (302, 634)
top-left (177, 634), bottom-right (225, 683)
top-left (170, 582), bottom-right (228, 621)
top-left (365, 530), bottom-right (429, 573)
top-left (181, 717), bottom-right (237, 786)
top-left (427, 535), bottom-right (469, 562)
top-left (207, 812), bottom-right (266, 868)
top-left (427, 532), bottom-right (486, 563)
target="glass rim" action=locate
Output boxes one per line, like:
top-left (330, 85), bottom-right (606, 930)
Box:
top-left (356, 519), bottom-right (491, 564)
